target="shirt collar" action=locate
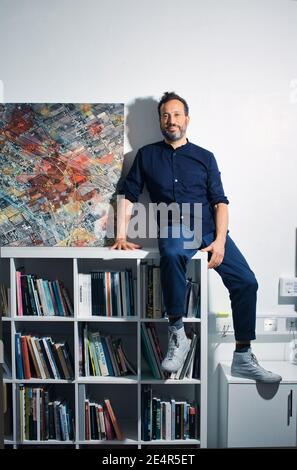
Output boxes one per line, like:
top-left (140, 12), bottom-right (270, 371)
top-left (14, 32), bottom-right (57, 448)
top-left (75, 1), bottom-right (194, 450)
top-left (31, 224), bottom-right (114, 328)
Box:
top-left (162, 137), bottom-right (190, 151)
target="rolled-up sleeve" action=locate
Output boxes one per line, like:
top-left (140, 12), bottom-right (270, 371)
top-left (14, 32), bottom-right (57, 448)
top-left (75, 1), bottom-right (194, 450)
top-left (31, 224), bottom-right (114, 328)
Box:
top-left (117, 149), bottom-right (145, 203)
top-left (207, 153), bottom-right (229, 206)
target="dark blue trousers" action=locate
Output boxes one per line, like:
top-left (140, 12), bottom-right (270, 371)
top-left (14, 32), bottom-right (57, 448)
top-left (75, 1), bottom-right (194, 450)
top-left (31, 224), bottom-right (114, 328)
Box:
top-left (157, 225), bottom-right (258, 341)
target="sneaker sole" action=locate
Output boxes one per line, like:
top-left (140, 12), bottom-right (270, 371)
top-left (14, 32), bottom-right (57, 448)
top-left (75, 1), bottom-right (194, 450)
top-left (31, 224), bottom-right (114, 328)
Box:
top-left (231, 370), bottom-right (282, 383)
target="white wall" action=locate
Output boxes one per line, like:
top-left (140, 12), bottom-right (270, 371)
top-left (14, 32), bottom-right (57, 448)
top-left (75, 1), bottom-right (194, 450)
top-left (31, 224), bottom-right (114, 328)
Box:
top-left (1, 0), bottom-right (297, 447)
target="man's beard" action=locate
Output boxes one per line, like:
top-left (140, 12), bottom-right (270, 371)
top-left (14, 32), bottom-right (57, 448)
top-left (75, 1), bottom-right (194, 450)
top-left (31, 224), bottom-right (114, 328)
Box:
top-left (161, 125), bottom-right (187, 142)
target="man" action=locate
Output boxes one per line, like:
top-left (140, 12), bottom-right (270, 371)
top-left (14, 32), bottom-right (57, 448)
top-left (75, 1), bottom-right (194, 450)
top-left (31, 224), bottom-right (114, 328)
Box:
top-left (111, 91), bottom-right (282, 383)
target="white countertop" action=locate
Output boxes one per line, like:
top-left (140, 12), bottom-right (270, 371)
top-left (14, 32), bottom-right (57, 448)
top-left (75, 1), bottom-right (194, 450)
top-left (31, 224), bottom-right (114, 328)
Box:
top-left (220, 361), bottom-right (297, 384)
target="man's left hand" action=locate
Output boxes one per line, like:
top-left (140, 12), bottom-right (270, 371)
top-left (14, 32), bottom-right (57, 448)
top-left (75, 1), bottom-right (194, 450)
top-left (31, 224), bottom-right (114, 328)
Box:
top-left (201, 239), bottom-right (225, 269)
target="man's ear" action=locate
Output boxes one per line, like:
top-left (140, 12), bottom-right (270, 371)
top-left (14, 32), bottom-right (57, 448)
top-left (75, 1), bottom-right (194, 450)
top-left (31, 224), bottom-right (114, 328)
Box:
top-left (186, 115), bottom-right (190, 125)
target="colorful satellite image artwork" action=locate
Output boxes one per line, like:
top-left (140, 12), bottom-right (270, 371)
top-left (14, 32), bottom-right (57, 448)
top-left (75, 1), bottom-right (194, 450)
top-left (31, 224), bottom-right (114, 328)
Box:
top-left (0, 103), bottom-right (124, 246)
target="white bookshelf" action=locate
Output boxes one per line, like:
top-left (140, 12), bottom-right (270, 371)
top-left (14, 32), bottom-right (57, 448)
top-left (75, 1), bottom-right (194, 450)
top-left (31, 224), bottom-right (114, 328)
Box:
top-left (0, 247), bottom-right (208, 449)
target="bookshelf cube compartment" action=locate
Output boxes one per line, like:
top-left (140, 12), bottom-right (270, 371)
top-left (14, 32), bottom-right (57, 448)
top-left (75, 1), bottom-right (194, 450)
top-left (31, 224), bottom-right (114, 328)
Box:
top-left (14, 321), bottom-right (74, 381)
top-left (15, 382), bottom-right (75, 443)
top-left (78, 383), bottom-right (138, 443)
top-left (77, 258), bottom-right (137, 318)
top-left (141, 321), bottom-right (200, 381)
top-left (141, 383), bottom-right (200, 444)
top-left (14, 258), bottom-right (74, 317)
top-left (141, 258), bottom-right (201, 320)
top-left (77, 321), bottom-right (137, 379)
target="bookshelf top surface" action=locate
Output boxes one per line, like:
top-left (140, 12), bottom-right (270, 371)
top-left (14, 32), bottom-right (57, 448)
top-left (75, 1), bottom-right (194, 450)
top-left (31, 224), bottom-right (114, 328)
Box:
top-left (0, 247), bottom-right (207, 260)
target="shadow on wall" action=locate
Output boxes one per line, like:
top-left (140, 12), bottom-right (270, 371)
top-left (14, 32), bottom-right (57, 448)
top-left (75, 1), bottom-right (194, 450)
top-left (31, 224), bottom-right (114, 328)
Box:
top-left (106, 96), bottom-right (161, 248)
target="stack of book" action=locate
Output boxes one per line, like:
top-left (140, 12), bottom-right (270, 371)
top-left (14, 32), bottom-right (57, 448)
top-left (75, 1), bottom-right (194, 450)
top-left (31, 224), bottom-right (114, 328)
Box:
top-left (84, 398), bottom-right (124, 441)
top-left (142, 387), bottom-right (199, 441)
top-left (78, 269), bottom-right (136, 317)
top-left (184, 278), bottom-right (200, 319)
top-left (79, 324), bottom-right (137, 377)
top-left (16, 271), bottom-right (73, 316)
top-left (18, 385), bottom-right (74, 441)
top-left (140, 263), bottom-right (163, 319)
top-left (141, 323), bottom-right (166, 380)
top-left (15, 333), bottom-right (74, 380)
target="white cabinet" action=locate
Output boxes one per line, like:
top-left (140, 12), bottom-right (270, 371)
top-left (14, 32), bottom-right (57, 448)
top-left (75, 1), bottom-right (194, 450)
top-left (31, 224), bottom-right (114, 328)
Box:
top-left (219, 362), bottom-right (297, 448)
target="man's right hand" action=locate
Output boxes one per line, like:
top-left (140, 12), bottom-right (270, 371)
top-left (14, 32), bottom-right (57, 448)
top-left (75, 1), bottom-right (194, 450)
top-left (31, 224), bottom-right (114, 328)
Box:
top-left (110, 237), bottom-right (142, 250)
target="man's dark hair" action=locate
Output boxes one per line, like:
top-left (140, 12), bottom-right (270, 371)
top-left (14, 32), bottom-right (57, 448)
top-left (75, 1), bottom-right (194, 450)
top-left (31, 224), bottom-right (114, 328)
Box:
top-left (158, 91), bottom-right (189, 118)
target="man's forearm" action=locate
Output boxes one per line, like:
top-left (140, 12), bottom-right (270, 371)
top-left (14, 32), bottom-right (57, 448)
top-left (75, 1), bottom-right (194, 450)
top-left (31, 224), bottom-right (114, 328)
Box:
top-left (214, 203), bottom-right (229, 243)
top-left (116, 197), bottom-right (134, 239)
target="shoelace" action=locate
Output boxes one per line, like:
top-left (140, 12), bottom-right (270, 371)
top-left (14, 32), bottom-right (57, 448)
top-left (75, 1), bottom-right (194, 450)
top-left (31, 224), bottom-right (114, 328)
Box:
top-left (251, 353), bottom-right (268, 372)
top-left (166, 333), bottom-right (179, 359)
top-left (251, 353), bottom-right (259, 366)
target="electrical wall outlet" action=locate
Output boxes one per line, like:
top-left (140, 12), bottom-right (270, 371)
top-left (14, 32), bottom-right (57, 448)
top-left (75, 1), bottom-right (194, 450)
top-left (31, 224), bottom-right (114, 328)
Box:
top-left (279, 278), bottom-right (297, 296)
top-left (264, 318), bottom-right (278, 332)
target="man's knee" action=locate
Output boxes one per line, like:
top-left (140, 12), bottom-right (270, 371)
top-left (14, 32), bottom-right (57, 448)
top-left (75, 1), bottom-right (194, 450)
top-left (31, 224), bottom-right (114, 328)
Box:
top-left (160, 246), bottom-right (184, 259)
top-left (241, 274), bottom-right (258, 292)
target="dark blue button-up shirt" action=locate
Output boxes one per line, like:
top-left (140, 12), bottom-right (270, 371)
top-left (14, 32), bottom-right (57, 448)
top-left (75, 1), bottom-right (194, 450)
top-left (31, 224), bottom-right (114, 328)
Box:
top-left (118, 138), bottom-right (229, 236)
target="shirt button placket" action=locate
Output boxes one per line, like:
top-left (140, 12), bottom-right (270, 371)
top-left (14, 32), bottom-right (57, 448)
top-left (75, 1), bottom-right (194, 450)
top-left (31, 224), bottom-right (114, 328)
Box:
top-left (173, 152), bottom-right (177, 182)
top-left (172, 151), bottom-right (178, 201)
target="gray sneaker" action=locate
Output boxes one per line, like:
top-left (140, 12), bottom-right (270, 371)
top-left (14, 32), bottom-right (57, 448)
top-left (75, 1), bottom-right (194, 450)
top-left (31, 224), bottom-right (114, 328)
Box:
top-left (161, 326), bottom-right (191, 373)
top-left (231, 348), bottom-right (282, 383)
